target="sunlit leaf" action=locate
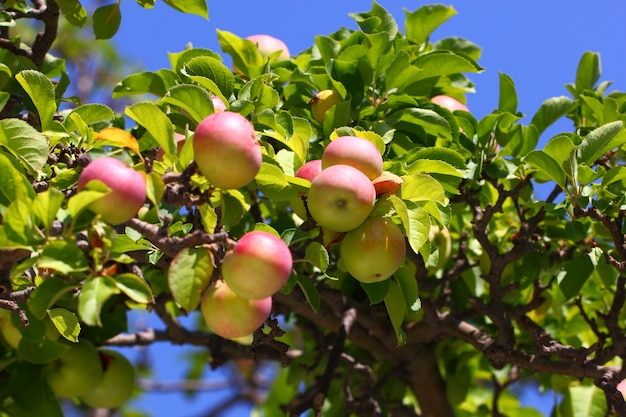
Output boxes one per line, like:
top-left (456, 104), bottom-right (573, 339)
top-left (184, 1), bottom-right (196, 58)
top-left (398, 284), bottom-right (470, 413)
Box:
top-left (168, 247), bottom-right (214, 312)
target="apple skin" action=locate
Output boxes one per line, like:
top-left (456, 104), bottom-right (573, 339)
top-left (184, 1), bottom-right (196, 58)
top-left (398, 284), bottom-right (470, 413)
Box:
top-left (429, 225), bottom-right (452, 270)
top-left (311, 90), bottom-right (342, 122)
top-left (322, 136), bottom-right (383, 180)
top-left (79, 349), bottom-right (135, 409)
top-left (222, 230), bottom-right (293, 300)
top-left (340, 216), bottom-right (406, 283)
top-left (200, 280), bottom-right (272, 339)
top-left (246, 34), bottom-right (290, 61)
top-left (371, 171), bottom-right (404, 197)
top-left (77, 157), bottom-right (147, 225)
top-left (43, 340), bottom-right (104, 398)
top-left (431, 95), bottom-right (470, 113)
top-left (290, 159), bottom-right (323, 220)
top-left (193, 111), bottom-right (262, 190)
top-left (211, 95), bottom-right (227, 112)
top-left (307, 164), bottom-right (376, 233)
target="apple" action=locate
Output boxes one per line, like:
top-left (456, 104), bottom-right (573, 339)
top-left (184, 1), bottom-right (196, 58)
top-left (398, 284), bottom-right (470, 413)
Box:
top-left (77, 157), bottom-right (147, 225)
top-left (193, 111), bottom-right (262, 190)
top-left (290, 159), bottom-right (323, 220)
top-left (79, 349), bottom-right (135, 408)
top-left (222, 230), bottom-right (293, 300)
top-left (155, 132), bottom-right (186, 161)
top-left (211, 95), bottom-right (227, 112)
top-left (307, 164), bottom-right (376, 232)
top-left (340, 216), bottom-right (406, 283)
top-left (311, 90), bottom-right (342, 122)
top-left (43, 340), bottom-right (104, 398)
top-left (431, 95), bottom-right (470, 113)
top-left (322, 136), bottom-right (383, 180)
top-left (429, 225), bottom-right (452, 270)
top-left (371, 171), bottom-right (404, 197)
top-left (200, 280), bottom-right (272, 339)
top-left (247, 34), bottom-right (290, 61)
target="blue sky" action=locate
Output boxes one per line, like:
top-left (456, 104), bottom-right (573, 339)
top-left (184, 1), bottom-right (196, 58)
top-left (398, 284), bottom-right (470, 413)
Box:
top-left (106, 1), bottom-right (626, 416)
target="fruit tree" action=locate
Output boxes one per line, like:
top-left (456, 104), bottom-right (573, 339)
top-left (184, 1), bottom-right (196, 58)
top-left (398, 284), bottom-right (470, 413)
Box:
top-left (1, 1), bottom-right (626, 417)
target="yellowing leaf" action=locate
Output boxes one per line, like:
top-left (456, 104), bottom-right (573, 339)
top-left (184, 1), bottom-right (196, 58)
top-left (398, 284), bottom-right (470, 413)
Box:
top-left (95, 127), bottom-right (142, 160)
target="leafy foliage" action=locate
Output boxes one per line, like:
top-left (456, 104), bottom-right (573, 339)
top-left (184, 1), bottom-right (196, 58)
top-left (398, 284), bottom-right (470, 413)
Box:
top-left (1, 1), bottom-right (626, 417)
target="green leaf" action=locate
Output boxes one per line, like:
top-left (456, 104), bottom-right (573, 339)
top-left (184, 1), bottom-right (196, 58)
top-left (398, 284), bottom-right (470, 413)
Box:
top-left (400, 174), bottom-right (447, 204)
top-left (360, 279), bottom-right (390, 305)
top-left (125, 101), bottom-right (176, 156)
top-left (27, 277), bottom-right (79, 319)
top-left (383, 280), bottom-right (407, 346)
top-left (524, 150), bottom-right (568, 190)
top-left (168, 247), bottom-right (213, 313)
top-left (161, 84), bottom-right (214, 124)
top-left (0, 118), bottom-right (49, 175)
top-left (115, 273), bottom-right (154, 304)
top-left (55, 0), bottom-right (87, 27)
top-left (295, 276), bottom-right (320, 313)
top-left (350, 1), bottom-right (398, 42)
top-left (15, 70), bottom-right (56, 131)
top-left (560, 385), bottom-right (606, 417)
top-left (92, 2), bottom-right (121, 40)
top-left (406, 159), bottom-right (466, 178)
top-left (390, 107), bottom-right (453, 143)
top-left (47, 308), bottom-right (80, 342)
top-left (0, 152), bottom-right (36, 206)
top-left (37, 240), bottom-right (88, 275)
top-left (575, 52), bottom-right (601, 93)
top-left (112, 71), bottom-right (167, 98)
top-left (217, 30), bottom-right (264, 78)
top-left (395, 266), bottom-right (420, 313)
top-left (404, 4), bottom-right (456, 44)
top-left (577, 121), bottom-right (624, 166)
top-left (182, 55), bottom-right (235, 100)
top-left (4, 199), bottom-right (44, 246)
top-left (411, 50), bottom-right (484, 82)
top-left (163, 0), bottom-right (207, 19)
top-left (304, 241), bottom-right (329, 271)
top-left (64, 103), bottom-right (115, 132)
top-left (78, 276), bottom-right (120, 327)
top-left (389, 196), bottom-right (430, 254)
top-left (530, 96), bottom-right (575, 136)
top-left (32, 188), bottom-right (64, 232)
top-left (558, 254), bottom-right (594, 301)
top-left (8, 361), bottom-right (64, 417)
top-left (66, 188), bottom-right (108, 220)
top-left (498, 72), bottom-right (517, 114)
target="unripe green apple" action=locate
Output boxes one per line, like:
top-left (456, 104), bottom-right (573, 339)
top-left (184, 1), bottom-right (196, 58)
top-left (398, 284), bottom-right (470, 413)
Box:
top-left (201, 280), bottom-right (272, 339)
top-left (77, 157), bottom-right (147, 225)
top-left (322, 136), bottom-right (383, 180)
top-left (429, 225), bottom-right (452, 270)
top-left (43, 340), bottom-right (104, 398)
top-left (311, 90), bottom-right (342, 122)
top-left (431, 95), bottom-right (470, 112)
top-left (222, 230), bottom-right (293, 300)
top-left (290, 159), bottom-right (322, 220)
top-left (79, 349), bottom-right (135, 409)
top-left (246, 34), bottom-right (290, 61)
top-left (307, 164), bottom-right (376, 232)
top-left (340, 216), bottom-right (406, 283)
top-left (193, 111), bottom-right (262, 190)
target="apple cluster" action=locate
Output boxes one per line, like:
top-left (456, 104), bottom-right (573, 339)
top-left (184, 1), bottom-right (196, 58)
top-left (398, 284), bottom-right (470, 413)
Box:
top-left (201, 230), bottom-right (293, 339)
top-left (293, 135), bottom-right (407, 283)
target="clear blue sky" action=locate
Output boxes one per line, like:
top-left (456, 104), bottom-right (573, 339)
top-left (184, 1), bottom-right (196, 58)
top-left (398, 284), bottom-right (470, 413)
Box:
top-left (107, 1), bottom-right (626, 416)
